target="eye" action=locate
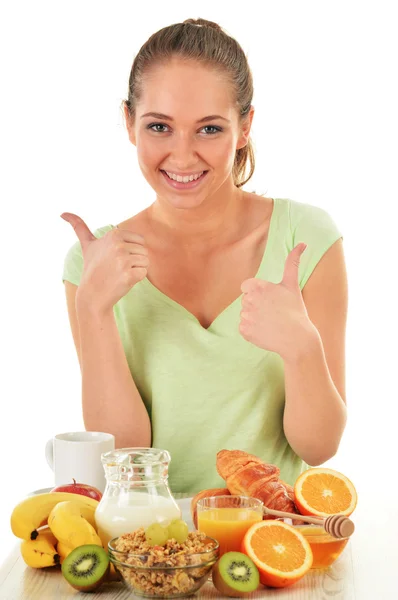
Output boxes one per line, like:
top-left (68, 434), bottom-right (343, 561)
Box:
top-left (146, 123), bottom-right (223, 135)
top-left (147, 123), bottom-right (169, 133)
top-left (201, 125), bottom-right (222, 134)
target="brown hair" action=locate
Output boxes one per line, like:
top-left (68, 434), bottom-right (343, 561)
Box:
top-left (123, 18), bottom-right (255, 188)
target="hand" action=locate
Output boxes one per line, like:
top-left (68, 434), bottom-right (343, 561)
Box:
top-left (61, 213), bottom-right (149, 313)
top-left (239, 243), bottom-right (314, 360)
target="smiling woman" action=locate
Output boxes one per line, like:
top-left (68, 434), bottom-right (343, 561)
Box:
top-left (60, 17), bottom-right (347, 494)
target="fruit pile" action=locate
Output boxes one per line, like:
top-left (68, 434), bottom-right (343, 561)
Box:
top-left (198, 466), bottom-right (358, 595)
top-left (10, 481), bottom-right (114, 592)
top-left (10, 465), bottom-right (358, 597)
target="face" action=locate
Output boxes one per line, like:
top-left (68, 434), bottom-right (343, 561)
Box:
top-left (125, 58), bottom-right (254, 209)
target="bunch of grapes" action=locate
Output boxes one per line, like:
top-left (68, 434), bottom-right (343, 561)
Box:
top-left (145, 519), bottom-right (189, 546)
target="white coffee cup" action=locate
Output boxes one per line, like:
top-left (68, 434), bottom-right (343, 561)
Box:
top-left (45, 431), bottom-right (115, 492)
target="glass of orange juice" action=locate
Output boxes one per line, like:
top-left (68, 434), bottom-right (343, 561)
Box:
top-left (196, 495), bottom-right (263, 556)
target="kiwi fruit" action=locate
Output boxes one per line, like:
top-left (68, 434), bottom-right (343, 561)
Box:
top-left (61, 544), bottom-right (110, 592)
top-left (212, 551), bottom-right (260, 597)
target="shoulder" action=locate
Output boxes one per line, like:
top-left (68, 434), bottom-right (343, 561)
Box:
top-left (276, 199), bottom-right (343, 289)
top-left (284, 198), bottom-right (340, 238)
top-left (116, 209), bottom-right (149, 235)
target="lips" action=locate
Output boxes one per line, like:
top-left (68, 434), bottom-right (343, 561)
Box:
top-left (160, 170), bottom-right (209, 190)
top-left (162, 171), bottom-right (206, 182)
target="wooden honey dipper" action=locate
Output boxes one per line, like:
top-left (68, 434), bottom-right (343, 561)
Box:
top-left (263, 507), bottom-right (355, 539)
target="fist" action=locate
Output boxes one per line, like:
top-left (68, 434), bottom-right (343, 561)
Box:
top-left (239, 243), bottom-right (310, 359)
top-left (61, 212), bottom-right (149, 313)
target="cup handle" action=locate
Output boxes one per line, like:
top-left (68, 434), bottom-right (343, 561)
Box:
top-left (45, 439), bottom-right (54, 470)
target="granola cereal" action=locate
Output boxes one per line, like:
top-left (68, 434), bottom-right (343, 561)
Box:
top-left (110, 528), bottom-right (218, 597)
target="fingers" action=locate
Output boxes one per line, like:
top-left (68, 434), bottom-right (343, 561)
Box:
top-left (112, 229), bottom-right (148, 257)
top-left (61, 213), bottom-right (96, 247)
top-left (240, 278), bottom-right (259, 294)
top-left (129, 253), bottom-right (149, 268)
top-left (114, 226), bottom-right (146, 246)
top-left (126, 243), bottom-right (148, 257)
top-left (282, 243), bottom-right (307, 288)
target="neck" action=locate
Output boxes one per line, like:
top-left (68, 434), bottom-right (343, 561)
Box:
top-left (147, 183), bottom-right (246, 248)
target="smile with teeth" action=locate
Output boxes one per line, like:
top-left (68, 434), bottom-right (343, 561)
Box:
top-left (164, 171), bottom-right (205, 183)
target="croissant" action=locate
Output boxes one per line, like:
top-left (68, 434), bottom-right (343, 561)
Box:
top-left (216, 450), bottom-right (298, 516)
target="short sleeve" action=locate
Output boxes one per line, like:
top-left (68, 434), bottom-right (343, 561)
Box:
top-left (288, 201), bottom-right (343, 289)
top-left (62, 239), bottom-right (84, 285)
top-left (62, 225), bottom-right (115, 286)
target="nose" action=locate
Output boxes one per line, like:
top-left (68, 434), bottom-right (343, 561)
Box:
top-left (168, 133), bottom-right (199, 170)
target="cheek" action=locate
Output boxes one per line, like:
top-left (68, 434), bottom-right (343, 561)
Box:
top-left (136, 141), bottom-right (163, 179)
top-left (137, 136), bottom-right (160, 162)
top-left (210, 136), bottom-right (237, 169)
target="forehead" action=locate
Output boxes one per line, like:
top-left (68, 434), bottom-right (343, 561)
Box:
top-left (138, 58), bottom-right (236, 121)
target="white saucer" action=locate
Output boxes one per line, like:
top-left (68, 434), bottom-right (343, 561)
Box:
top-left (29, 487), bottom-right (52, 496)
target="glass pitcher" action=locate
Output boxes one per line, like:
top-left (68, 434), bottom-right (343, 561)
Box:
top-left (95, 448), bottom-right (181, 548)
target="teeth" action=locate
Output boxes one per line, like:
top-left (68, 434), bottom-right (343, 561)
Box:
top-left (165, 171), bottom-right (204, 183)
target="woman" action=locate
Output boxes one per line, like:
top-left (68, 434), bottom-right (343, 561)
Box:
top-left (61, 18), bottom-right (347, 494)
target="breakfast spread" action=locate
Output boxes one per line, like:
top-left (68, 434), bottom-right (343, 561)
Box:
top-left (10, 447), bottom-right (358, 597)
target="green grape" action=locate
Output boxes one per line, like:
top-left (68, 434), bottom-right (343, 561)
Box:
top-left (145, 523), bottom-right (169, 546)
top-left (167, 519), bottom-right (189, 543)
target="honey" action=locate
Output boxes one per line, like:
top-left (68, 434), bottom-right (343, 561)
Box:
top-left (296, 525), bottom-right (349, 569)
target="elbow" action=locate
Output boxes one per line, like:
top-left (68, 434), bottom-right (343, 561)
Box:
top-left (300, 440), bottom-right (342, 467)
top-left (304, 450), bottom-right (337, 467)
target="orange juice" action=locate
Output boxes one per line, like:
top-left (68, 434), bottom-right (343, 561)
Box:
top-left (197, 507), bottom-right (262, 555)
top-left (296, 526), bottom-right (349, 569)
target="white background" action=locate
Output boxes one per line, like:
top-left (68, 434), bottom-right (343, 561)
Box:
top-left (1, 1), bottom-right (397, 598)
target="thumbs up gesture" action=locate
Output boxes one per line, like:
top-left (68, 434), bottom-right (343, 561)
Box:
top-left (239, 243), bottom-right (313, 359)
top-left (61, 213), bottom-right (149, 314)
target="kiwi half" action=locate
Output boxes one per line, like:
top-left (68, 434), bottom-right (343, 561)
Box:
top-left (212, 551), bottom-right (260, 597)
top-left (61, 544), bottom-right (110, 592)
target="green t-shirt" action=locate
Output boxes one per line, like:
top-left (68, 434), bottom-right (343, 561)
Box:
top-left (62, 198), bottom-right (342, 493)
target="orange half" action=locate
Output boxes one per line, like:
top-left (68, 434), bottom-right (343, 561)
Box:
top-left (242, 520), bottom-right (313, 588)
top-left (294, 468), bottom-right (357, 517)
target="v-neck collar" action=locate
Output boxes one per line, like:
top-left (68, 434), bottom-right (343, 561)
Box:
top-left (137, 198), bottom-right (279, 332)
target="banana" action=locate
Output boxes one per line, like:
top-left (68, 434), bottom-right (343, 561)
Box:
top-left (11, 492), bottom-right (99, 541)
top-left (36, 525), bottom-right (58, 546)
top-left (20, 528), bottom-right (60, 568)
top-left (48, 501), bottom-right (103, 548)
top-left (56, 541), bottom-right (74, 564)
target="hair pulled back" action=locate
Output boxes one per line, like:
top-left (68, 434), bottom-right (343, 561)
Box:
top-left (124, 18), bottom-right (255, 188)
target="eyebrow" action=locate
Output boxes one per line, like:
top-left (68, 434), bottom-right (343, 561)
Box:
top-left (140, 112), bottom-right (230, 123)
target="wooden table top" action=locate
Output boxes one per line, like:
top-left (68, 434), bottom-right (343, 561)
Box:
top-left (0, 542), bottom-right (354, 600)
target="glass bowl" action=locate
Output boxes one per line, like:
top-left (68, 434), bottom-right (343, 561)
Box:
top-left (108, 535), bottom-right (219, 598)
top-left (279, 519), bottom-right (350, 569)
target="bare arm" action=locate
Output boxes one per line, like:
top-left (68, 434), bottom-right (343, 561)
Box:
top-left (65, 281), bottom-right (151, 448)
top-left (283, 239), bottom-right (348, 465)
top-left (61, 211), bottom-right (152, 448)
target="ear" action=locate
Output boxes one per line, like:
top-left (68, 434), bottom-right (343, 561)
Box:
top-left (124, 103), bottom-right (137, 146)
top-left (236, 105), bottom-right (255, 150)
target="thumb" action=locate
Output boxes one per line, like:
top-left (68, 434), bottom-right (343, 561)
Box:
top-left (60, 213), bottom-right (96, 248)
top-left (282, 243), bottom-right (307, 288)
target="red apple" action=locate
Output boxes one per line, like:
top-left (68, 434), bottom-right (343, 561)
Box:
top-left (51, 478), bottom-right (102, 501)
